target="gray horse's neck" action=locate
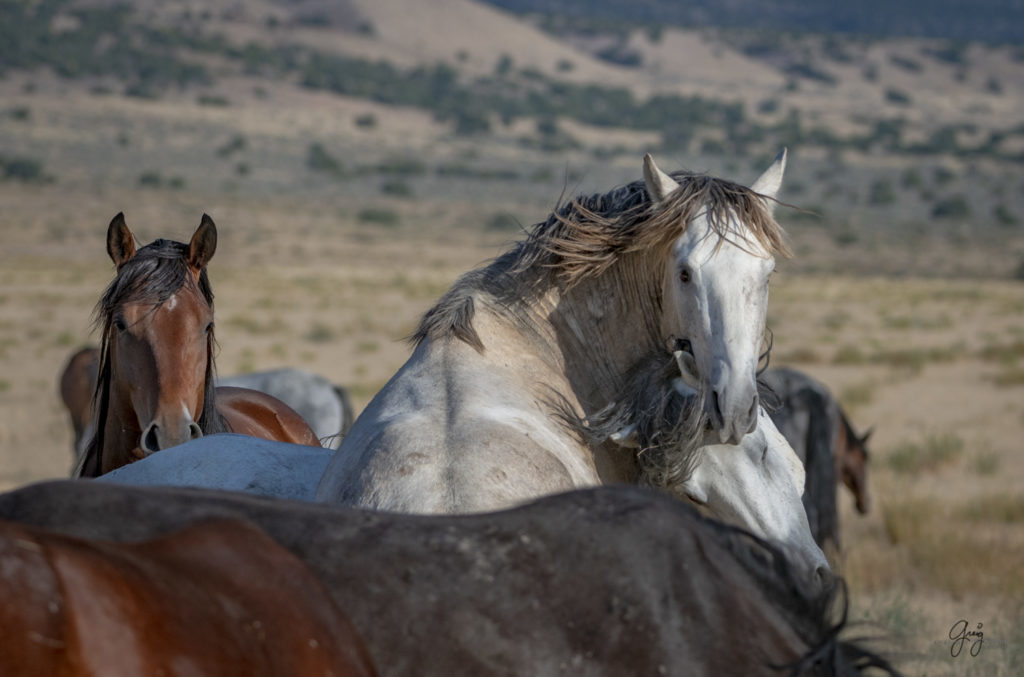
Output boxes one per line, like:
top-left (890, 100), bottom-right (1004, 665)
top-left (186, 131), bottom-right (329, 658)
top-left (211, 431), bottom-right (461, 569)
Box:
top-left (484, 251), bottom-right (665, 416)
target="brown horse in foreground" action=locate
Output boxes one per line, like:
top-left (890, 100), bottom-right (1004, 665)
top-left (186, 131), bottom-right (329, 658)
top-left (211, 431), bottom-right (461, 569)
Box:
top-left (75, 213), bottom-right (319, 477)
top-left (0, 517), bottom-right (377, 677)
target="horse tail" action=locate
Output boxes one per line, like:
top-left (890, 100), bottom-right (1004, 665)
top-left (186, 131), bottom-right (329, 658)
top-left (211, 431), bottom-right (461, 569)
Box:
top-left (803, 384), bottom-right (840, 552)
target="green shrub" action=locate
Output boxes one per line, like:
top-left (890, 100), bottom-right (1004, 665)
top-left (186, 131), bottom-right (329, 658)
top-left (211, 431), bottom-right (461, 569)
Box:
top-left (0, 155), bottom-right (48, 183)
top-left (357, 208), bottom-right (399, 227)
top-left (381, 180), bottom-right (413, 197)
top-left (884, 88), bottom-right (912, 105)
top-left (931, 195), bottom-right (971, 219)
top-left (354, 113), bottom-right (377, 128)
top-left (307, 143), bottom-right (344, 176)
top-left (486, 212), bottom-right (521, 232)
top-left (994, 204), bottom-right (1018, 227)
top-left (868, 178), bottom-right (896, 205)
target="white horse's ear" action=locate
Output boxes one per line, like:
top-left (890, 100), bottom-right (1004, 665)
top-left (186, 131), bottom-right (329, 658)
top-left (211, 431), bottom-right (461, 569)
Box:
top-left (750, 148), bottom-right (787, 207)
top-left (643, 153), bottom-right (680, 204)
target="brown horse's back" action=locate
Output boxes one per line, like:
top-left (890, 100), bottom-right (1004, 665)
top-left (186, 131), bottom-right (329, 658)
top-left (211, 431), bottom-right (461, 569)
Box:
top-left (0, 518), bottom-right (377, 677)
top-left (59, 346), bottom-right (99, 458)
top-left (216, 386), bottom-right (321, 447)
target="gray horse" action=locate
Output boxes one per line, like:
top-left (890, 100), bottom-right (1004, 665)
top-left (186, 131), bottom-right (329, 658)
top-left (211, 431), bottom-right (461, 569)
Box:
top-left (317, 153), bottom-right (789, 516)
top-left (219, 368), bottom-right (355, 449)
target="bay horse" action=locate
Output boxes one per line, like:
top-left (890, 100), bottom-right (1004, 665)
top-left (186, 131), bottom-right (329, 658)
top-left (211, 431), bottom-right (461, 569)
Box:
top-left (74, 213), bottom-right (319, 478)
top-left (0, 517), bottom-right (377, 676)
top-left (317, 151), bottom-right (790, 514)
top-left (59, 347), bottom-right (354, 453)
top-left (761, 366), bottom-right (874, 552)
top-left (58, 345), bottom-right (99, 460)
top-left (0, 481), bottom-right (897, 676)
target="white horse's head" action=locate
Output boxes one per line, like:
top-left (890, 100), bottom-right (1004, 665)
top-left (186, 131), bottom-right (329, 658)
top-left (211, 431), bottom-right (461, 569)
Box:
top-left (646, 151), bottom-right (786, 444)
top-left (680, 406), bottom-right (830, 591)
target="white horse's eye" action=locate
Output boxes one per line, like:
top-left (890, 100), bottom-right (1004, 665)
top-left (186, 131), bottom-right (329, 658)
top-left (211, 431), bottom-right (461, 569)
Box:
top-left (679, 269), bottom-right (691, 284)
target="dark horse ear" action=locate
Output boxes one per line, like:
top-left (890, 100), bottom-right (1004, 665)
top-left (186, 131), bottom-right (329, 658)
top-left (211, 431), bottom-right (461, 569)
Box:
top-left (106, 212), bottom-right (136, 269)
top-left (188, 214), bottom-right (218, 270)
top-left (860, 426), bottom-right (874, 445)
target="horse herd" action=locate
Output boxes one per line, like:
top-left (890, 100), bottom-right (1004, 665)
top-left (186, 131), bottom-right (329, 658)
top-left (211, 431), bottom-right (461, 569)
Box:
top-left (3, 152), bottom-right (893, 675)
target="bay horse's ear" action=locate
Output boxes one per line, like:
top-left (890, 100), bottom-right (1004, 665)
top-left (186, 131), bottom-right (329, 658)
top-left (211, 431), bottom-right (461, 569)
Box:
top-left (188, 214), bottom-right (218, 270)
top-left (750, 148), bottom-right (787, 210)
top-left (106, 212), bottom-right (136, 269)
top-left (643, 153), bottom-right (680, 205)
top-left (860, 426), bottom-right (874, 445)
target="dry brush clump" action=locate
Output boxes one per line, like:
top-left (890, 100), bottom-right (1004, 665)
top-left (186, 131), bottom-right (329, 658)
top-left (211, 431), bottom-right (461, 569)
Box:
top-left (882, 494), bottom-right (1024, 599)
top-left (886, 433), bottom-right (965, 474)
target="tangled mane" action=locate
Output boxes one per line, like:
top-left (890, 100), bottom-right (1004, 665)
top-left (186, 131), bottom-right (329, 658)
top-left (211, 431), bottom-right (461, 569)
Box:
top-left (76, 239), bottom-right (224, 477)
top-left (413, 170), bottom-right (789, 351)
top-left (560, 350), bottom-right (708, 491)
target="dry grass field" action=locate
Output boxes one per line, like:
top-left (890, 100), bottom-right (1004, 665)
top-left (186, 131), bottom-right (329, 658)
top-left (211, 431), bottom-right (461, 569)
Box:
top-left (3, 1), bottom-right (1024, 672)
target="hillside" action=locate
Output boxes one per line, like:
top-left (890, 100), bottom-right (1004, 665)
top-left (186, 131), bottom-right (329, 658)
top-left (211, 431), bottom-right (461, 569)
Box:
top-left (2, 0), bottom-right (1024, 277)
top-left (482, 0), bottom-right (1024, 43)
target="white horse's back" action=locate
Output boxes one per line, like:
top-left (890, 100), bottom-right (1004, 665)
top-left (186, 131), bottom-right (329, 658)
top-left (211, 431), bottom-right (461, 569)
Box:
top-left (218, 368), bottom-right (353, 448)
top-left (316, 338), bottom-right (599, 512)
top-left (99, 433), bottom-right (334, 500)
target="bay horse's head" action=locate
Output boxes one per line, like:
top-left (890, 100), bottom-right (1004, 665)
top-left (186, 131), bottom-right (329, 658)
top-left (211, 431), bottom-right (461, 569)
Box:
top-left (837, 414), bottom-right (872, 514)
top-left (645, 151), bottom-right (788, 445)
top-left (79, 213), bottom-right (219, 476)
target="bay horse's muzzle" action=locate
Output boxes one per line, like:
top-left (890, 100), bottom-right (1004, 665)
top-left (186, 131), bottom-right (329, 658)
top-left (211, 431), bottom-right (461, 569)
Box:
top-left (140, 420), bottom-right (203, 456)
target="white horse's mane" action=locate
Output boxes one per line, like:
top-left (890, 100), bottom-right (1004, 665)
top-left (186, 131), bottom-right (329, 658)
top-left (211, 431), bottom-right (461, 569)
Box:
top-left (412, 171), bottom-right (788, 353)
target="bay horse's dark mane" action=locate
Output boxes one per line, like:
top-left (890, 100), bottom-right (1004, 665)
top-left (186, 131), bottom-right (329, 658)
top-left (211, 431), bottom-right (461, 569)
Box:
top-left (80, 239), bottom-right (225, 477)
top-left (412, 170), bottom-right (789, 351)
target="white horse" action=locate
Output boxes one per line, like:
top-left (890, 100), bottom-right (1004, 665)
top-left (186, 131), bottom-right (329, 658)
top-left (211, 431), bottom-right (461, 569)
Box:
top-left (317, 152), bottom-right (789, 514)
top-left (97, 433), bottom-right (334, 500)
top-left (219, 368), bottom-right (355, 449)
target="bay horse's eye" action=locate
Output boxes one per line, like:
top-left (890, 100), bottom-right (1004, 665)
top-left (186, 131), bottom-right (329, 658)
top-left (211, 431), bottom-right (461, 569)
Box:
top-left (205, 322), bottom-right (214, 334)
top-left (679, 269), bottom-right (691, 284)
top-left (113, 318), bottom-right (127, 332)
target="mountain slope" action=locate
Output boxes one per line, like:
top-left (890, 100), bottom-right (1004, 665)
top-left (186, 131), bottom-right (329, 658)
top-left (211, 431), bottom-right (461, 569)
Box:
top-left (480, 0), bottom-right (1024, 43)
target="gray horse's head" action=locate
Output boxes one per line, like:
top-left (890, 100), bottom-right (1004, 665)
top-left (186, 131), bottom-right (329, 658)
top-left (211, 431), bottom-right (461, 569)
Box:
top-left (646, 150), bottom-right (788, 444)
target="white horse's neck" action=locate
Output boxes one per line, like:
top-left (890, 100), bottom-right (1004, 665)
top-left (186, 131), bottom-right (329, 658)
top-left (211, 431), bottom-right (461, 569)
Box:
top-left (475, 249), bottom-right (665, 416)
